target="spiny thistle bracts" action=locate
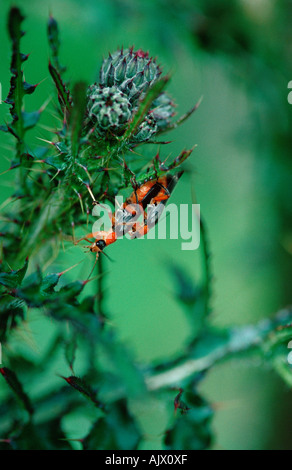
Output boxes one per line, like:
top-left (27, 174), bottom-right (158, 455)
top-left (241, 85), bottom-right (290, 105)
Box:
top-left (86, 84), bottom-right (159, 143)
top-left (87, 85), bottom-right (132, 136)
top-left (130, 114), bottom-right (157, 142)
top-left (85, 88), bottom-right (174, 143)
top-left (152, 92), bottom-right (176, 130)
top-left (85, 48), bottom-right (176, 143)
top-left (100, 47), bottom-right (162, 104)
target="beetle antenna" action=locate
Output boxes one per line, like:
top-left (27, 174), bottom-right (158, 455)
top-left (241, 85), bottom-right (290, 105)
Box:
top-left (101, 250), bottom-right (114, 262)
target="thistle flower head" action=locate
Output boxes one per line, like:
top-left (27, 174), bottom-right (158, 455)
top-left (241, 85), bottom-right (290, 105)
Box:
top-left (86, 49), bottom-right (177, 143)
top-left (100, 47), bottom-right (162, 104)
top-left (87, 84), bottom-right (132, 136)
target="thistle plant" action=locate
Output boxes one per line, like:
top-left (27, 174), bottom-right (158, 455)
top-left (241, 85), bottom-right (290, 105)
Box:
top-left (100, 48), bottom-right (162, 97)
top-left (0, 7), bottom-right (291, 451)
top-left (87, 49), bottom-right (176, 144)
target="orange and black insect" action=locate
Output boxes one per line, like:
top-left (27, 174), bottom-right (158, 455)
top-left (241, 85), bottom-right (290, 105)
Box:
top-left (125, 171), bottom-right (183, 238)
top-left (124, 171), bottom-right (183, 213)
top-left (77, 171), bottom-right (183, 258)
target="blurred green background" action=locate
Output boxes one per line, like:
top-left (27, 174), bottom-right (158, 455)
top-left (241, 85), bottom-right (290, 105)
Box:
top-left (1, 0), bottom-right (292, 450)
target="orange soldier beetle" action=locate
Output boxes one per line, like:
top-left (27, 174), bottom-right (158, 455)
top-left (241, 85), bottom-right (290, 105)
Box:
top-left (123, 172), bottom-right (182, 215)
top-left (77, 171), bottom-right (183, 258)
top-left (126, 171), bottom-right (183, 238)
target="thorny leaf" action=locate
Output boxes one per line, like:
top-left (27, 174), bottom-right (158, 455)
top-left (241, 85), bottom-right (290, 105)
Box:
top-left (0, 419), bottom-right (72, 450)
top-left (61, 375), bottom-right (105, 409)
top-left (164, 390), bottom-right (213, 450)
top-left (0, 297), bottom-right (25, 341)
top-left (70, 82), bottom-right (88, 158)
top-left (49, 62), bottom-right (72, 115)
top-left (174, 389), bottom-right (191, 415)
top-left (0, 258), bottom-right (29, 290)
top-left (5, 7), bottom-right (38, 143)
top-left (47, 15), bottom-right (66, 74)
top-left (0, 367), bottom-right (33, 416)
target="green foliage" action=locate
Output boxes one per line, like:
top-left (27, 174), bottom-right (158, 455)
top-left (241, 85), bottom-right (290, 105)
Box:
top-left (47, 15), bottom-right (66, 74)
top-left (61, 375), bottom-right (105, 409)
top-left (48, 62), bottom-right (72, 114)
top-left (0, 258), bottom-right (28, 289)
top-left (83, 399), bottom-right (142, 450)
top-left (164, 390), bottom-right (213, 450)
top-left (0, 411), bottom-right (74, 450)
top-left (0, 5), bottom-right (291, 451)
top-left (0, 367), bottom-right (33, 416)
top-left (1, 8), bottom-right (38, 164)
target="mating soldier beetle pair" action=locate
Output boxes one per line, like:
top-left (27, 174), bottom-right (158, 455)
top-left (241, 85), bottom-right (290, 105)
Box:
top-left (75, 148), bottom-right (194, 260)
top-left (76, 171), bottom-right (183, 259)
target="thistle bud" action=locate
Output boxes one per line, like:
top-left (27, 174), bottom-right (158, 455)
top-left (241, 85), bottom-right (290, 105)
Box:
top-left (152, 92), bottom-right (176, 130)
top-left (131, 115), bottom-right (158, 143)
top-left (87, 85), bottom-right (132, 135)
top-left (100, 48), bottom-right (162, 104)
top-left (87, 50), bottom-right (176, 143)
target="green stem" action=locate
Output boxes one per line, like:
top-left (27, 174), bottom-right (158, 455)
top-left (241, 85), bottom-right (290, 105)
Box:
top-left (97, 255), bottom-right (106, 322)
top-left (147, 309), bottom-right (292, 390)
top-left (200, 216), bottom-right (212, 319)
